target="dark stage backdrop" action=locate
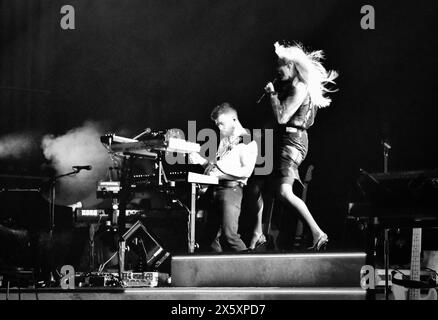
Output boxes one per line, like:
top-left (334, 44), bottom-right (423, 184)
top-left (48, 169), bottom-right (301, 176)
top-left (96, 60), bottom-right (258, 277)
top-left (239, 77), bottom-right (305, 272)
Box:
top-left (1, 0), bottom-right (437, 249)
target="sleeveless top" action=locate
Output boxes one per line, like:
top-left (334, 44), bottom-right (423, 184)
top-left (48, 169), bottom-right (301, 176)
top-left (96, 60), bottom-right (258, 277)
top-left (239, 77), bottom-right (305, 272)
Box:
top-left (205, 133), bottom-right (258, 185)
top-left (274, 79), bottom-right (317, 130)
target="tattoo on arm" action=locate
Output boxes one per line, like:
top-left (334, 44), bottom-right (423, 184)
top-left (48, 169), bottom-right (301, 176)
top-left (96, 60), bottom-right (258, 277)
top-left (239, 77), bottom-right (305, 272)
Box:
top-left (270, 82), bottom-right (308, 124)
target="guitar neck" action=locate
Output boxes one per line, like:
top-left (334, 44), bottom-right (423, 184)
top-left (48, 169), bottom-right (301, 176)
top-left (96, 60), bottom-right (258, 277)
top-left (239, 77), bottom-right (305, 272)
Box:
top-left (392, 227), bottom-right (437, 301)
top-left (409, 228), bottom-right (422, 300)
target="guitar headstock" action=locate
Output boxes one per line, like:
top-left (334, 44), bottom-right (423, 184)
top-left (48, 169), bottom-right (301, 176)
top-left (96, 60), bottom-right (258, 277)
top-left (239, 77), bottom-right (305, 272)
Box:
top-left (304, 165), bottom-right (314, 183)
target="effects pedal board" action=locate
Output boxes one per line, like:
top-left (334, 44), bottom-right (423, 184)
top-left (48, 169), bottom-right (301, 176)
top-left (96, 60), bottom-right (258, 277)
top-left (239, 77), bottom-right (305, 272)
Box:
top-left (121, 271), bottom-right (170, 288)
top-left (75, 272), bottom-right (120, 287)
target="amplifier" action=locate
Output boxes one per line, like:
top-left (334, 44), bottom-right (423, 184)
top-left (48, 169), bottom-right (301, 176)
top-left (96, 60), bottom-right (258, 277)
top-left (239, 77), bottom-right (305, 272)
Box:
top-left (74, 209), bottom-right (144, 222)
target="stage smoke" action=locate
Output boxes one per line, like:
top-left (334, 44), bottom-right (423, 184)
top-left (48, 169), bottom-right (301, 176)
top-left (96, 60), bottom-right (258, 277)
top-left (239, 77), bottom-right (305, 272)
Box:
top-left (41, 121), bottom-right (112, 207)
top-left (0, 133), bottom-right (37, 159)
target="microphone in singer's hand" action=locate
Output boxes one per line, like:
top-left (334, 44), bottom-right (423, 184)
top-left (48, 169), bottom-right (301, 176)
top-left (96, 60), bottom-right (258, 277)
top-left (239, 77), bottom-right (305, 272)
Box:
top-left (72, 165), bottom-right (92, 172)
top-left (256, 78), bottom-right (278, 104)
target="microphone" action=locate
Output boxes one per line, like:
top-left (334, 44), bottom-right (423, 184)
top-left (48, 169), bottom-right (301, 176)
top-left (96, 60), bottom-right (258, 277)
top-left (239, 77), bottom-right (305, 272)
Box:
top-left (382, 140), bottom-right (392, 150)
top-left (256, 78), bottom-right (278, 104)
top-left (72, 165), bottom-right (92, 172)
top-left (133, 128), bottom-right (152, 140)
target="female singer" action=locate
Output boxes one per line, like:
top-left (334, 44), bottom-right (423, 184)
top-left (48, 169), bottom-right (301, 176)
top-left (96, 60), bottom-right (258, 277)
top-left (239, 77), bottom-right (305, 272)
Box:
top-left (261, 41), bottom-right (338, 251)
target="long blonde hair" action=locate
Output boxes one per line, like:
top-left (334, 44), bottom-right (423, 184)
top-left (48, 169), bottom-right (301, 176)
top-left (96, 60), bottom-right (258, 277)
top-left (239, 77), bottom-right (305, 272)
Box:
top-left (274, 41), bottom-right (338, 108)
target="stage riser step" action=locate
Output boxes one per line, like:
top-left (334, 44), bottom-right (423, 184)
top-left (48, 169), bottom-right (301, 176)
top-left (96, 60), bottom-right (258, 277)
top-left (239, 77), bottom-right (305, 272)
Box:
top-left (0, 287), bottom-right (367, 300)
top-left (171, 252), bottom-right (366, 287)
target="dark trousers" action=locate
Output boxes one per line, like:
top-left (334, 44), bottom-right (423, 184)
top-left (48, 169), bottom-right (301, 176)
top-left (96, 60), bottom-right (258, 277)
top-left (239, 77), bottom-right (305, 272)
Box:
top-left (202, 185), bottom-right (247, 252)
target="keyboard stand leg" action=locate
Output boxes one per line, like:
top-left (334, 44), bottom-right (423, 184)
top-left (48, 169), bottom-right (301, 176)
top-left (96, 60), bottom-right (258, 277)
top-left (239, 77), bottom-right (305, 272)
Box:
top-left (188, 183), bottom-right (196, 253)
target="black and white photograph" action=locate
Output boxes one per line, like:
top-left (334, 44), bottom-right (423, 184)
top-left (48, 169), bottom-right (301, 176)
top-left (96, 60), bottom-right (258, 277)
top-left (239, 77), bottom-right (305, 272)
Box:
top-left (1, 0), bottom-right (438, 305)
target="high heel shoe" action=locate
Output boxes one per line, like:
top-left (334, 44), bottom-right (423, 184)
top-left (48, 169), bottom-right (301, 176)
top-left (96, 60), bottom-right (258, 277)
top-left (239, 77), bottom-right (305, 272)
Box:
top-left (255, 234), bottom-right (267, 248)
top-left (249, 233), bottom-right (267, 250)
top-left (308, 233), bottom-right (328, 251)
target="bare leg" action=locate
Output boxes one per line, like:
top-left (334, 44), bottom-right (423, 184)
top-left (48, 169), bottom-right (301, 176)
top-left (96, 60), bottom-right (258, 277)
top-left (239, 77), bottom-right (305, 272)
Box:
top-left (249, 190), bottom-right (264, 249)
top-left (246, 179), bottom-right (266, 249)
top-left (277, 182), bottom-right (327, 248)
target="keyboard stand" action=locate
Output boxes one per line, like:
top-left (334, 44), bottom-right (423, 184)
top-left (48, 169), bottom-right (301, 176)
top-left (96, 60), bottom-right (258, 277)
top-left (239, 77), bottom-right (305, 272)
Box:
top-left (186, 172), bottom-right (219, 253)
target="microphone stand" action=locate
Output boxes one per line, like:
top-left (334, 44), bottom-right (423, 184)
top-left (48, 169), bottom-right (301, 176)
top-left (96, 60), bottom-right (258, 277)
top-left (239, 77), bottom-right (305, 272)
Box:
top-left (383, 141), bottom-right (391, 174)
top-left (43, 169), bottom-right (79, 285)
top-left (381, 140), bottom-right (391, 299)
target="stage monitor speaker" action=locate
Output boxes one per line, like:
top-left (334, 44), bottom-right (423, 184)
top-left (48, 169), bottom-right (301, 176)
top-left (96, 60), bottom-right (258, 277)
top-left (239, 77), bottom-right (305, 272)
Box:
top-left (121, 220), bottom-right (170, 271)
